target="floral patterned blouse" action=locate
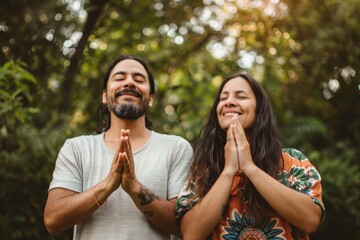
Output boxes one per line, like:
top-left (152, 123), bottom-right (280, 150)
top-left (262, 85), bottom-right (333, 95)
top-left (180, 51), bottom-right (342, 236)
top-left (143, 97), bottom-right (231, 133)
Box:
top-left (176, 148), bottom-right (325, 240)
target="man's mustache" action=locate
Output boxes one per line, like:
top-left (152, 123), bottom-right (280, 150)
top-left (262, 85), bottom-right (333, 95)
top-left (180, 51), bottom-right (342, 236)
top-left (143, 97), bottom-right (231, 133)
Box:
top-left (115, 89), bottom-right (142, 99)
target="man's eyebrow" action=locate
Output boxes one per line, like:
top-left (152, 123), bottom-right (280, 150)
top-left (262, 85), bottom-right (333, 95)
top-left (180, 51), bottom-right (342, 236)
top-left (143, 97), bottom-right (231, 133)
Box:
top-left (133, 72), bottom-right (147, 78)
top-left (111, 71), bottom-right (147, 79)
top-left (111, 71), bottom-right (126, 77)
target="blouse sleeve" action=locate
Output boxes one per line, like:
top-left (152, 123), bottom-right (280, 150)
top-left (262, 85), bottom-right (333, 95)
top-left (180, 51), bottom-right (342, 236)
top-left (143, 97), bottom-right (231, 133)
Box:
top-left (175, 180), bottom-right (199, 220)
top-left (280, 148), bottom-right (325, 222)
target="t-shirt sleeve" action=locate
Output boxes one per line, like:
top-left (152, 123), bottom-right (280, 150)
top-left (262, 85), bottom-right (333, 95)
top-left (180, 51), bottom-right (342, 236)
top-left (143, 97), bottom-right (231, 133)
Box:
top-left (48, 139), bottom-right (83, 192)
top-left (167, 137), bottom-right (193, 199)
top-left (281, 148), bottom-right (325, 222)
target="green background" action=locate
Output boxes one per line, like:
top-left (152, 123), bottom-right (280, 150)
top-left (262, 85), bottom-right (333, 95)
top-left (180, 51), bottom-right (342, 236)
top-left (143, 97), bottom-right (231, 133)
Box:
top-left (1, 0), bottom-right (359, 239)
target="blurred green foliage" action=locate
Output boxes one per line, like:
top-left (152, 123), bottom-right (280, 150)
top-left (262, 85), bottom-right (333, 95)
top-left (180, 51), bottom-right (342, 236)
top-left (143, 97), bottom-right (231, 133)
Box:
top-left (0, 0), bottom-right (359, 239)
top-left (0, 62), bottom-right (69, 239)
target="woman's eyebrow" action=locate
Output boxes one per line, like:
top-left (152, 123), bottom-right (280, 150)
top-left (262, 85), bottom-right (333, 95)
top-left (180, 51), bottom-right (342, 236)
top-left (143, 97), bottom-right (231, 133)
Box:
top-left (221, 90), bottom-right (247, 95)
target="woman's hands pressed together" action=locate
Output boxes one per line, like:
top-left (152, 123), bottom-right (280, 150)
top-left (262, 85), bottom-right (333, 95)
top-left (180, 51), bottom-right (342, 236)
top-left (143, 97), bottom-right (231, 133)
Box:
top-left (224, 115), bottom-right (257, 177)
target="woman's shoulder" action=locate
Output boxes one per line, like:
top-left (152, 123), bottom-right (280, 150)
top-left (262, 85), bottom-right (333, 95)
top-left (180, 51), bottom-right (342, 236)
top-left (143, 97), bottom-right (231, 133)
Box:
top-left (282, 148), bottom-right (308, 161)
top-left (281, 147), bottom-right (314, 170)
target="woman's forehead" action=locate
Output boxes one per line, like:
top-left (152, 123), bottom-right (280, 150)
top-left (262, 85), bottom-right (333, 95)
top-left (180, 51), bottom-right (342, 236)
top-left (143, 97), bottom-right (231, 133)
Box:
top-left (221, 77), bottom-right (252, 93)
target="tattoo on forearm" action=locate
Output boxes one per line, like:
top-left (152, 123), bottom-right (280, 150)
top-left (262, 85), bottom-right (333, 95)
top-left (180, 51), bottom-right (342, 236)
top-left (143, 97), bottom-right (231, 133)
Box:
top-left (144, 211), bottom-right (154, 217)
top-left (138, 187), bottom-right (159, 205)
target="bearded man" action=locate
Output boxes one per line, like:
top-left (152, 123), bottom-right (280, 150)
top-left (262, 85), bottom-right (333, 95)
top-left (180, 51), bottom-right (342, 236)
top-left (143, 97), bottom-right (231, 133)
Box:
top-left (44, 55), bottom-right (193, 240)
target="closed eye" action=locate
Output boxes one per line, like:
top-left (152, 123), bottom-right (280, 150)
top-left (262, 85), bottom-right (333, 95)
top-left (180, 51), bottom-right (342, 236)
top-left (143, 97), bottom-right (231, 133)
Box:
top-left (114, 77), bottom-right (125, 81)
top-left (133, 73), bottom-right (146, 83)
top-left (134, 77), bottom-right (145, 82)
top-left (112, 72), bottom-right (126, 81)
top-left (237, 96), bottom-right (247, 99)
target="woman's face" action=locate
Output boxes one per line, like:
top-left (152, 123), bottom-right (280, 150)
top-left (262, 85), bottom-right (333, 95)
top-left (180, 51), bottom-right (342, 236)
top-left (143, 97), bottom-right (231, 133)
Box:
top-left (216, 76), bottom-right (257, 130)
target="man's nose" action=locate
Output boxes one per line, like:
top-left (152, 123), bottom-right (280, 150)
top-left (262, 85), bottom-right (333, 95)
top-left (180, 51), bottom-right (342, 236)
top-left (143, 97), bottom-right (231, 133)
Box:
top-left (122, 76), bottom-right (136, 88)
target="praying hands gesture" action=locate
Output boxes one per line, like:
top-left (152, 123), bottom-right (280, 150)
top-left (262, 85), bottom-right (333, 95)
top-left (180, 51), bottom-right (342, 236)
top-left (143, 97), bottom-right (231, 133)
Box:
top-left (224, 115), bottom-right (256, 176)
top-left (44, 129), bottom-right (181, 235)
top-left (226, 116), bottom-right (322, 232)
top-left (106, 129), bottom-right (139, 194)
top-left (106, 129), bottom-right (180, 234)
top-left (105, 129), bottom-right (158, 208)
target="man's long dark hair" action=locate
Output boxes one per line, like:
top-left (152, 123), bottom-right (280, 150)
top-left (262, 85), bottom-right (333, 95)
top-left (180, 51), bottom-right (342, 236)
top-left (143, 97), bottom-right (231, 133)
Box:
top-left (189, 72), bottom-right (283, 223)
top-left (96, 55), bottom-right (156, 133)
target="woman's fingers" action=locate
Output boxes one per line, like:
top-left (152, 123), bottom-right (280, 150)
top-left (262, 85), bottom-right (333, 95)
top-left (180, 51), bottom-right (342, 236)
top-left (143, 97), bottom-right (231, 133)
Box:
top-left (224, 123), bottom-right (240, 175)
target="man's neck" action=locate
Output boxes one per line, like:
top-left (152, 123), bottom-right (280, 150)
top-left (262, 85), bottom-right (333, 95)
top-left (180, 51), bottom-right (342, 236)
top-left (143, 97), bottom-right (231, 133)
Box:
top-left (104, 116), bottom-right (152, 151)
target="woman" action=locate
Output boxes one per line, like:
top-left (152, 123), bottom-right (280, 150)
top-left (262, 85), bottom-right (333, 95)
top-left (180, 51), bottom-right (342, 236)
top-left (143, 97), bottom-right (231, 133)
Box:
top-left (176, 73), bottom-right (325, 240)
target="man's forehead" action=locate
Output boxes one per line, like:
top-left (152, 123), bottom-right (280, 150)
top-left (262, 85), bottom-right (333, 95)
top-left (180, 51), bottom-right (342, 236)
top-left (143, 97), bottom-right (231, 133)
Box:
top-left (112, 59), bottom-right (147, 75)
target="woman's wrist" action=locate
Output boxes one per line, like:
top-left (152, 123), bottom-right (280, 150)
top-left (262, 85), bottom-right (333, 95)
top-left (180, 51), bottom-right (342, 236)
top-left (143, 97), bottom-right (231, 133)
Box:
top-left (220, 168), bottom-right (237, 179)
top-left (242, 164), bottom-right (259, 178)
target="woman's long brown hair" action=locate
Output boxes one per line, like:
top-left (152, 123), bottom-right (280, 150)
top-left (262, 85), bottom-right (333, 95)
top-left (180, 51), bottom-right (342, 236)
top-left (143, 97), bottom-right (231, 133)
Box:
top-left (189, 73), bottom-right (283, 223)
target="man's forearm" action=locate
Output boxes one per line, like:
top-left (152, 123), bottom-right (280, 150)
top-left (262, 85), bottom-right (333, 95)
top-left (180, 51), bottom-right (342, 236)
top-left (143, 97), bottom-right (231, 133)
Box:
top-left (44, 182), bottom-right (112, 234)
top-left (128, 184), bottom-right (180, 236)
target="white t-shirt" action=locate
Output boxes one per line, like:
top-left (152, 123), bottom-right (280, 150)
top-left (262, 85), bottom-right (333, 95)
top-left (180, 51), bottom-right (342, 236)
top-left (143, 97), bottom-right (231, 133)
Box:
top-left (49, 131), bottom-right (193, 240)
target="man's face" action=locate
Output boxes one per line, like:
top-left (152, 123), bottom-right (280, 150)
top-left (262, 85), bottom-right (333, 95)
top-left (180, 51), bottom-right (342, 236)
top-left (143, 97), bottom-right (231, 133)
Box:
top-left (102, 59), bottom-right (153, 120)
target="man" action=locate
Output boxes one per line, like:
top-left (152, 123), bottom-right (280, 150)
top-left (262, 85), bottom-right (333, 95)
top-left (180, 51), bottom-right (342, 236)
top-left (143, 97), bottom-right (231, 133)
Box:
top-left (44, 55), bottom-right (193, 239)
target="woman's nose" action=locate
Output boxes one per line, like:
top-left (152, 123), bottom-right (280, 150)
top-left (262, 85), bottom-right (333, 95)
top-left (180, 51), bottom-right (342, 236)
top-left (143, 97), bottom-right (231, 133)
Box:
top-left (224, 98), bottom-right (236, 107)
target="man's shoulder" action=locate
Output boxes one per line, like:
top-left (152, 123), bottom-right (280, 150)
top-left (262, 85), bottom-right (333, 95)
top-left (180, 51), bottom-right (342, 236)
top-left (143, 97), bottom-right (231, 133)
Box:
top-left (65, 133), bottom-right (102, 145)
top-left (152, 131), bottom-right (187, 142)
top-left (151, 131), bottom-right (191, 147)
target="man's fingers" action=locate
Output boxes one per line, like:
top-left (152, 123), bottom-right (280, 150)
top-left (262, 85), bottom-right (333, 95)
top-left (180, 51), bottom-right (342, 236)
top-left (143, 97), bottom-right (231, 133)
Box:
top-left (118, 129), bottom-right (130, 153)
top-left (117, 130), bottom-right (135, 181)
top-left (121, 129), bottom-right (130, 137)
top-left (110, 152), bottom-right (122, 175)
top-left (119, 152), bottom-right (127, 169)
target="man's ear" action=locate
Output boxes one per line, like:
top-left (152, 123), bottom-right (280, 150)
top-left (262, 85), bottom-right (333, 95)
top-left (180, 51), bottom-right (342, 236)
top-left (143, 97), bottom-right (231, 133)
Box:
top-left (148, 95), bottom-right (154, 107)
top-left (102, 90), bottom-right (107, 104)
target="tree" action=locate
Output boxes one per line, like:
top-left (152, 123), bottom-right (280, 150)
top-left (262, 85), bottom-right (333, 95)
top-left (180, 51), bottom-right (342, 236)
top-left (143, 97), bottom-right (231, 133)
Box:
top-left (0, 0), bottom-right (359, 239)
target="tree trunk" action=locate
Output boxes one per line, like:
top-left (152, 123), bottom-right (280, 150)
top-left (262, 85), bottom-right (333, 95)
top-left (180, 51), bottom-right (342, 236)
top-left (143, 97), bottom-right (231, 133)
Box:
top-left (57, 0), bottom-right (110, 121)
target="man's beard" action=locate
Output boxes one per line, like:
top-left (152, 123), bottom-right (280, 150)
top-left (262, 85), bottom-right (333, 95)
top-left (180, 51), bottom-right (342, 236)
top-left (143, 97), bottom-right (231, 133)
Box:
top-left (107, 93), bottom-right (150, 120)
top-left (110, 101), bottom-right (149, 120)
